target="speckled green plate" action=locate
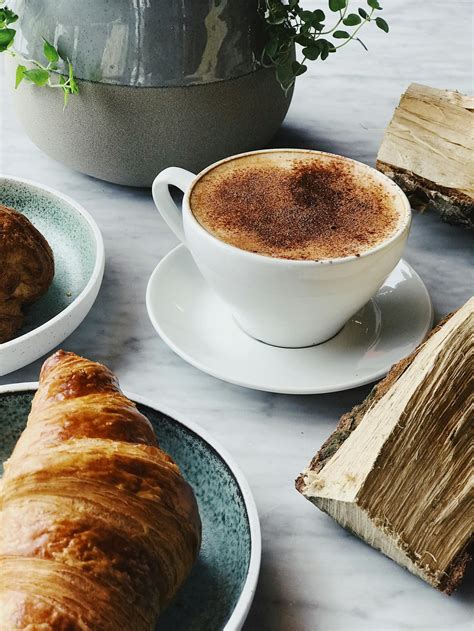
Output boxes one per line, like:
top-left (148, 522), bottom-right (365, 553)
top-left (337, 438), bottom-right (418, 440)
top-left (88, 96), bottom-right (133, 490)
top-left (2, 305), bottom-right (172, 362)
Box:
top-left (0, 176), bottom-right (104, 375)
top-left (0, 385), bottom-right (261, 631)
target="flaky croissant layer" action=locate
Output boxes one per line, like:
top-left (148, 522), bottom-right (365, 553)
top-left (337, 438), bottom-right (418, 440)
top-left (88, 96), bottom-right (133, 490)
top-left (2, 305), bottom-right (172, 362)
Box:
top-left (0, 350), bottom-right (201, 631)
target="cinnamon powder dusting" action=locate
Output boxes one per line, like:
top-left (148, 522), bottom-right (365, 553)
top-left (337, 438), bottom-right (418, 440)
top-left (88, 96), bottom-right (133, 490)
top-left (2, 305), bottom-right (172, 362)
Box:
top-left (190, 153), bottom-right (402, 260)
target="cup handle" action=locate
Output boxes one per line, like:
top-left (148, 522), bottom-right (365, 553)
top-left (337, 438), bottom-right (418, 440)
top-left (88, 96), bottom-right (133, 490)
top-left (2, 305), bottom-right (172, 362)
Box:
top-left (152, 167), bottom-right (196, 243)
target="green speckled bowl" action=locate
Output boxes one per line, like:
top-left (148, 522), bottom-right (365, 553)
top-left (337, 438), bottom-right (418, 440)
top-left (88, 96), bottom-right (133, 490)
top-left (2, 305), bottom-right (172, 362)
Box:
top-left (0, 385), bottom-right (261, 631)
top-left (0, 176), bottom-right (104, 375)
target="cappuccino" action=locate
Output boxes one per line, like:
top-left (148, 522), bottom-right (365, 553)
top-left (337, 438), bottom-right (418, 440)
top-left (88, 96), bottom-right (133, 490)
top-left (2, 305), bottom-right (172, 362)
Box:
top-left (190, 151), bottom-right (405, 260)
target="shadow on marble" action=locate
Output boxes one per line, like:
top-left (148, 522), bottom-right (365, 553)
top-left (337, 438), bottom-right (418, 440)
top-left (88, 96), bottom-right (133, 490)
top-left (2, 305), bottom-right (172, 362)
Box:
top-left (269, 121), bottom-right (343, 155)
top-left (455, 561), bottom-right (474, 603)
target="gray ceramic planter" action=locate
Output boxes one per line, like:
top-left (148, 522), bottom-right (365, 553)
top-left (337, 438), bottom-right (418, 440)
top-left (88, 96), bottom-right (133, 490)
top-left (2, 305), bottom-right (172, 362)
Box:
top-left (9, 0), bottom-right (292, 187)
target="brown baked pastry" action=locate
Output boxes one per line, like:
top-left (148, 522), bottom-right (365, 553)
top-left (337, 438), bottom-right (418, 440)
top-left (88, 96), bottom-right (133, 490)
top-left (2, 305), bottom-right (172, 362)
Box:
top-left (0, 204), bottom-right (54, 342)
top-left (0, 350), bottom-right (201, 630)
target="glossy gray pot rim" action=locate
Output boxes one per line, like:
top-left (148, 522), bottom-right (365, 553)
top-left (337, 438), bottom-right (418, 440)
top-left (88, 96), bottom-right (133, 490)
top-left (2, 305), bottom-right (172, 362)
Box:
top-left (11, 0), bottom-right (270, 88)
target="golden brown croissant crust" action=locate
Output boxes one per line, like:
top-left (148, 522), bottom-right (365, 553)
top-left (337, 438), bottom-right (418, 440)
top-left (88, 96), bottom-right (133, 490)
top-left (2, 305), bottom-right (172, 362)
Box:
top-left (0, 350), bottom-right (201, 630)
top-left (0, 204), bottom-right (54, 342)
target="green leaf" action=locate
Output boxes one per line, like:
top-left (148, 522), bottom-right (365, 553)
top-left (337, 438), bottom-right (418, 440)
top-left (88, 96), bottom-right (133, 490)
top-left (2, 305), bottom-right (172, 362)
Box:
top-left (4, 8), bottom-right (18, 24)
top-left (266, 5), bottom-right (287, 25)
top-left (264, 36), bottom-right (279, 59)
top-left (300, 8), bottom-right (324, 27)
top-left (292, 60), bottom-right (307, 76)
top-left (261, 0), bottom-right (390, 92)
top-left (302, 45), bottom-right (321, 60)
top-left (300, 10), bottom-right (313, 21)
top-left (276, 39), bottom-right (292, 56)
top-left (43, 38), bottom-right (59, 63)
top-left (276, 63), bottom-right (293, 87)
top-left (15, 64), bottom-right (26, 88)
top-left (23, 68), bottom-right (50, 87)
top-left (328, 0), bottom-right (347, 12)
top-left (317, 39), bottom-right (331, 52)
top-left (68, 61), bottom-right (79, 93)
top-left (333, 30), bottom-right (350, 38)
top-left (312, 9), bottom-right (325, 22)
top-left (267, 14), bottom-right (286, 25)
top-left (343, 13), bottom-right (362, 26)
top-left (0, 27), bottom-right (15, 52)
top-left (317, 38), bottom-right (331, 60)
top-left (375, 16), bottom-right (389, 32)
top-left (295, 33), bottom-right (315, 47)
top-left (0, 7), bottom-right (18, 25)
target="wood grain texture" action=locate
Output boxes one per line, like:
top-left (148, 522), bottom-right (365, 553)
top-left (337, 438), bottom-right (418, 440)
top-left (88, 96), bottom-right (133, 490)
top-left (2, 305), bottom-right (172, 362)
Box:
top-left (1, 1), bottom-right (473, 629)
top-left (376, 83), bottom-right (474, 227)
top-left (297, 299), bottom-right (473, 594)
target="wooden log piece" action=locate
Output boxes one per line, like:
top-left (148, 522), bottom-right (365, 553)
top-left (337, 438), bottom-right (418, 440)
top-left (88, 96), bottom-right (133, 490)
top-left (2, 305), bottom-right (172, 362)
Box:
top-left (376, 83), bottom-right (474, 228)
top-left (296, 298), bottom-right (473, 593)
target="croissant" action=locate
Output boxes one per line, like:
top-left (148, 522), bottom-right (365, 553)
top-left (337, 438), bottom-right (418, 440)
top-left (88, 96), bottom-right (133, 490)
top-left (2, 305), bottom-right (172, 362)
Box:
top-left (0, 350), bottom-right (201, 630)
top-left (0, 204), bottom-right (54, 342)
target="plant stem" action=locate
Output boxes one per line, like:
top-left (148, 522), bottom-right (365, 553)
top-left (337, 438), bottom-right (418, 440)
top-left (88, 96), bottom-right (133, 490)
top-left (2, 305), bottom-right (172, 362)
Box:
top-left (319, 4), bottom-right (348, 35)
top-left (334, 8), bottom-right (375, 49)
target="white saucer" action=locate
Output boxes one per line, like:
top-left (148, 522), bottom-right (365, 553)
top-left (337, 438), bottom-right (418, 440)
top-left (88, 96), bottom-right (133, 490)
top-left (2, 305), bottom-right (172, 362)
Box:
top-left (146, 245), bottom-right (433, 394)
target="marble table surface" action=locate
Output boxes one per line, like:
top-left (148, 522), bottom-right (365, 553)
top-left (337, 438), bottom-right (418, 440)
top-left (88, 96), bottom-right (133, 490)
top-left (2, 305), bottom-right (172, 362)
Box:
top-left (1, 1), bottom-right (473, 629)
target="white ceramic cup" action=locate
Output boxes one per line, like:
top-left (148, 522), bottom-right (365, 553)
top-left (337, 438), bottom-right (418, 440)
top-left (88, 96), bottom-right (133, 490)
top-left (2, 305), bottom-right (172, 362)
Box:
top-left (152, 149), bottom-right (411, 348)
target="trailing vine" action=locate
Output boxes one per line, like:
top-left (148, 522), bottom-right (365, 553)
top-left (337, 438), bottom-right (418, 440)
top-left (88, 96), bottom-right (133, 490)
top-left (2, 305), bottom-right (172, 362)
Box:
top-left (0, 1), bottom-right (78, 107)
top-left (1, 0), bottom-right (390, 104)
top-left (260, 0), bottom-right (389, 92)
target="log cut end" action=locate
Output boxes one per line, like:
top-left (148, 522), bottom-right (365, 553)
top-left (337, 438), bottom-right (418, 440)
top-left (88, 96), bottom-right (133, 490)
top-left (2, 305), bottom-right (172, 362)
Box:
top-left (297, 298), bottom-right (474, 593)
top-left (376, 83), bottom-right (474, 228)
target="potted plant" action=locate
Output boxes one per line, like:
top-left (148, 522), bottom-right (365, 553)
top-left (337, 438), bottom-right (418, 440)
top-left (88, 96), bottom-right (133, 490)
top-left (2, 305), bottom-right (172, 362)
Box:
top-left (1, 1), bottom-right (388, 187)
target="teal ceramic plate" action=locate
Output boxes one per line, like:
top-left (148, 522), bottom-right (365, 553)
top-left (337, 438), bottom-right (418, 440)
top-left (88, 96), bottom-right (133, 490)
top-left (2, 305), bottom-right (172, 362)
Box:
top-left (0, 176), bottom-right (104, 375)
top-left (0, 385), bottom-right (261, 631)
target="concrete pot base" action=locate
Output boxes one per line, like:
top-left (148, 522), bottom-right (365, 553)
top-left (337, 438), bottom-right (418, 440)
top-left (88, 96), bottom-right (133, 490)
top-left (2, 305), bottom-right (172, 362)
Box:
top-left (8, 62), bottom-right (292, 187)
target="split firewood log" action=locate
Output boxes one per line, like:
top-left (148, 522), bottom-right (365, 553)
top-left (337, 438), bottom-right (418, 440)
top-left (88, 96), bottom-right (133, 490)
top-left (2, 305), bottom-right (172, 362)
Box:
top-left (376, 83), bottom-right (474, 228)
top-left (296, 297), bottom-right (473, 593)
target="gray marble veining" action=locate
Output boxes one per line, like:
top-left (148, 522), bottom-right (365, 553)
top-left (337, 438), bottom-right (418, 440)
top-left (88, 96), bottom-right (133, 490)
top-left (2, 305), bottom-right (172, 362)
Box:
top-left (0, 1), bottom-right (473, 629)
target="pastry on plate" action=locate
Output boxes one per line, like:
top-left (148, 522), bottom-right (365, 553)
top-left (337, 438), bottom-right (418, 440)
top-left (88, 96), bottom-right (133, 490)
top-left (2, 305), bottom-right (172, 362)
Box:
top-left (0, 204), bottom-right (54, 342)
top-left (0, 350), bottom-right (201, 630)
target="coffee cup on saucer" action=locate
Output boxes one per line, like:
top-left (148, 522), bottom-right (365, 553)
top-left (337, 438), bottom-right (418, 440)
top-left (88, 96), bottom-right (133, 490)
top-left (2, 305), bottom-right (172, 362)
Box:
top-left (152, 149), bottom-right (411, 348)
